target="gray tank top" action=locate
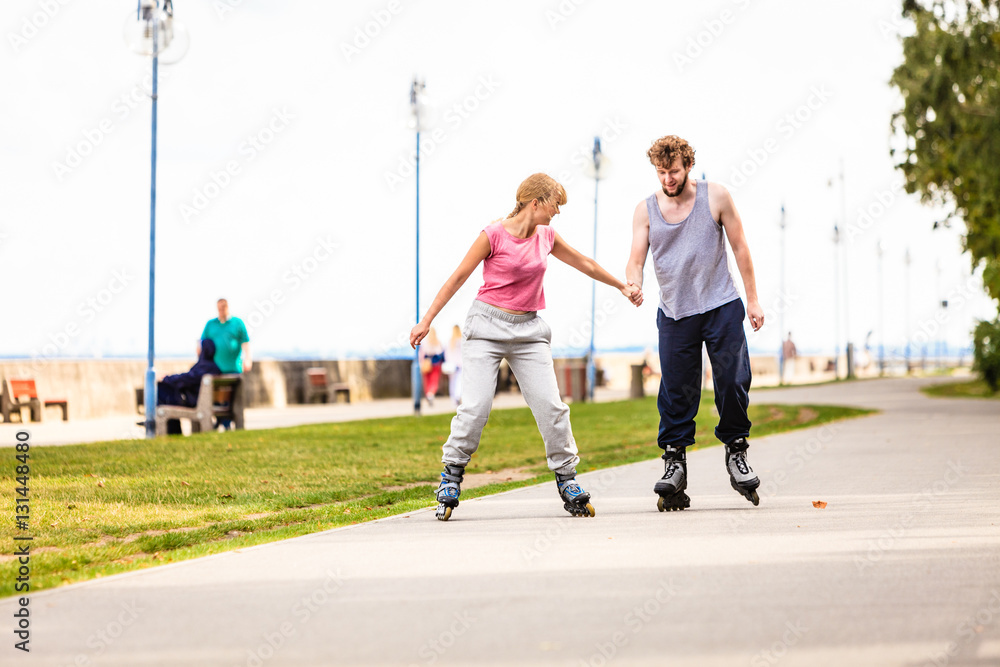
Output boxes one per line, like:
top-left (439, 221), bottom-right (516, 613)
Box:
top-left (647, 181), bottom-right (739, 320)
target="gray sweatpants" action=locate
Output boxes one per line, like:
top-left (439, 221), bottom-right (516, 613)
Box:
top-left (441, 300), bottom-right (580, 475)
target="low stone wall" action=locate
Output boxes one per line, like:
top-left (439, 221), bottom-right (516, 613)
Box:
top-left (0, 358), bottom-right (416, 420)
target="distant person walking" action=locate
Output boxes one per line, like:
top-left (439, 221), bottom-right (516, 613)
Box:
top-left (419, 327), bottom-right (445, 406)
top-left (410, 173), bottom-right (642, 521)
top-left (782, 332), bottom-right (798, 383)
top-left (626, 135), bottom-right (764, 511)
top-left (199, 298), bottom-right (251, 374)
top-left (445, 325), bottom-right (464, 407)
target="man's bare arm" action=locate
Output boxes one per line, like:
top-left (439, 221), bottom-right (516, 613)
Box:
top-left (713, 183), bottom-right (764, 331)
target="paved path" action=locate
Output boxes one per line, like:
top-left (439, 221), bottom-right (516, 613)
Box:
top-left (2, 377), bottom-right (999, 666)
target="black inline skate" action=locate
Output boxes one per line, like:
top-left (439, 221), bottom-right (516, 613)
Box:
top-left (654, 446), bottom-right (690, 512)
top-left (725, 437), bottom-right (760, 506)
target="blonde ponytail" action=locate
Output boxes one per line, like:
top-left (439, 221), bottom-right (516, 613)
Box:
top-left (505, 173), bottom-right (567, 219)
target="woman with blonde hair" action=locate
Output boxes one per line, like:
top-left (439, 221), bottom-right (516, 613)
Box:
top-left (410, 173), bottom-right (643, 520)
top-left (418, 326), bottom-right (444, 406)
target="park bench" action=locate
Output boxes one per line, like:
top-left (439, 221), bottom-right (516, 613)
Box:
top-left (155, 374), bottom-right (244, 436)
top-left (1, 378), bottom-right (68, 422)
top-left (303, 367), bottom-right (350, 404)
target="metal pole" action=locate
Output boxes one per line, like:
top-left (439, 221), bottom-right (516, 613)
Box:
top-left (143, 9), bottom-right (159, 438)
top-left (587, 174), bottom-right (598, 401)
top-left (413, 127), bottom-right (422, 414)
top-left (833, 224), bottom-right (840, 380)
top-left (778, 204), bottom-right (786, 386)
top-left (904, 248), bottom-right (912, 374)
top-left (877, 241), bottom-right (885, 376)
top-left (841, 159), bottom-right (853, 378)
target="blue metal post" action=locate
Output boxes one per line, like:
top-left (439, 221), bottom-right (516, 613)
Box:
top-left (413, 129), bottom-right (423, 414)
top-left (144, 11), bottom-right (159, 438)
top-left (587, 177), bottom-right (597, 401)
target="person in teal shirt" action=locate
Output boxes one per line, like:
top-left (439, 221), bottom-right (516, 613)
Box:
top-left (199, 298), bottom-right (251, 374)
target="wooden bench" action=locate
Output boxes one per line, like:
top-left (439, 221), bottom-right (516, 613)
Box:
top-left (155, 374), bottom-right (244, 436)
top-left (1, 378), bottom-right (68, 422)
top-left (303, 367), bottom-right (350, 404)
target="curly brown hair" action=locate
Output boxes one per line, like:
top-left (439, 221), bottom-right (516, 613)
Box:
top-left (646, 135), bottom-right (696, 170)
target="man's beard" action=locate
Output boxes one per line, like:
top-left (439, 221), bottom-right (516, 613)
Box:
top-left (662, 173), bottom-right (689, 198)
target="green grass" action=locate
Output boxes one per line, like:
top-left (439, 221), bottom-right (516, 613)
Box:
top-left (921, 379), bottom-right (1000, 399)
top-left (1, 396), bottom-right (872, 597)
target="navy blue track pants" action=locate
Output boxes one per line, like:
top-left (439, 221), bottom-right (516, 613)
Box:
top-left (656, 298), bottom-right (752, 451)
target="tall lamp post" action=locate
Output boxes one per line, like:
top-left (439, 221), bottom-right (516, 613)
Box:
top-left (778, 204), bottom-right (786, 385)
top-left (876, 239), bottom-right (885, 375)
top-left (839, 160), bottom-right (854, 379)
top-left (409, 77), bottom-right (427, 414)
top-left (124, 0), bottom-right (188, 438)
top-left (583, 137), bottom-right (610, 401)
top-left (904, 247), bottom-right (912, 374)
top-left (832, 223), bottom-right (841, 379)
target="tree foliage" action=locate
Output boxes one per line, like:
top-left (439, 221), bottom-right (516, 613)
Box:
top-left (890, 0), bottom-right (1000, 304)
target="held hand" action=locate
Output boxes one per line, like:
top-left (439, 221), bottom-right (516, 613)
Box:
top-left (410, 321), bottom-right (430, 349)
top-left (747, 300), bottom-right (765, 331)
top-left (623, 281), bottom-right (644, 307)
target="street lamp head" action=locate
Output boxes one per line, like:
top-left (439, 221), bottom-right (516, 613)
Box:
top-left (124, 0), bottom-right (188, 64)
top-left (583, 135), bottom-right (611, 180)
top-left (408, 77), bottom-right (432, 133)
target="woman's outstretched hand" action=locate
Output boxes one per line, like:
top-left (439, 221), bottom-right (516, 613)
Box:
top-left (622, 281), bottom-right (644, 307)
top-left (410, 321), bottom-right (430, 349)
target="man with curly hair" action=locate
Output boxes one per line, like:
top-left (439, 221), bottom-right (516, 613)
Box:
top-left (626, 135), bottom-right (764, 511)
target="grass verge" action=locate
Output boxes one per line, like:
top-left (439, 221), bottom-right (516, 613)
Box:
top-left (1, 396), bottom-right (872, 596)
top-left (921, 379), bottom-right (999, 399)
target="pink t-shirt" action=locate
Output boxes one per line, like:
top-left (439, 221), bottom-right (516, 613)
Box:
top-left (475, 221), bottom-right (555, 311)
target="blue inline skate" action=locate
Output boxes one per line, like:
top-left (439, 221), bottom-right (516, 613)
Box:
top-left (435, 464), bottom-right (465, 521)
top-left (556, 471), bottom-right (595, 517)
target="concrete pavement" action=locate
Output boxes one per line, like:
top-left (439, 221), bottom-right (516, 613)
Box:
top-left (2, 377), bottom-right (999, 666)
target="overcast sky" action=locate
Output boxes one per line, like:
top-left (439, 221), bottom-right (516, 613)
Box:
top-left (1, 0), bottom-right (995, 363)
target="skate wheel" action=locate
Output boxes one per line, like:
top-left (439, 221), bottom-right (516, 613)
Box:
top-left (585, 503), bottom-right (595, 517)
top-left (657, 496), bottom-right (666, 512)
top-left (749, 490), bottom-right (759, 506)
top-left (436, 506), bottom-right (453, 521)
